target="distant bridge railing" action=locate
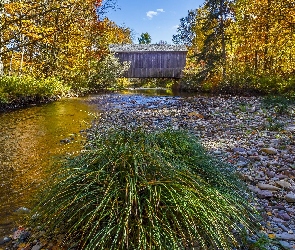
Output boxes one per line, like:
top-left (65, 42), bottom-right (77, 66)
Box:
top-left (109, 44), bottom-right (187, 79)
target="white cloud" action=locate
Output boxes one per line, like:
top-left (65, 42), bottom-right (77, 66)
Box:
top-left (146, 11), bottom-right (158, 19)
top-left (146, 9), bottom-right (165, 19)
top-left (172, 25), bottom-right (179, 30)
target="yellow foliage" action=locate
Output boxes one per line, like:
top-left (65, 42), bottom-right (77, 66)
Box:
top-left (2, 0), bottom-right (131, 82)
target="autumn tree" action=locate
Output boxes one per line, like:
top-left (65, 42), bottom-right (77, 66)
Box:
top-left (0, 0), bottom-right (14, 75)
top-left (1, 0), bottom-right (131, 89)
top-left (96, 18), bottom-right (132, 55)
top-left (231, 0), bottom-right (295, 76)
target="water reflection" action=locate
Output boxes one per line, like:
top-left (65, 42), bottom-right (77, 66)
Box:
top-left (0, 98), bottom-right (98, 237)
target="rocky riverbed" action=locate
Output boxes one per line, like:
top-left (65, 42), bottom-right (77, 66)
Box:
top-left (1, 93), bottom-right (295, 250)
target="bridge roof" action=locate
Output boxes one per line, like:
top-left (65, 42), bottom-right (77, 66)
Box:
top-left (109, 44), bottom-right (187, 52)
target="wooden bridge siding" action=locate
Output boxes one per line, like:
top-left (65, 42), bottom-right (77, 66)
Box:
top-left (114, 51), bottom-right (187, 78)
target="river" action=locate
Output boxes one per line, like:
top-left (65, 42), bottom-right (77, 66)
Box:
top-left (0, 97), bottom-right (100, 237)
top-left (0, 88), bottom-right (185, 237)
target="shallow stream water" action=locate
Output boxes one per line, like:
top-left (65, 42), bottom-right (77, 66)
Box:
top-left (0, 88), bottom-right (191, 237)
top-left (0, 97), bottom-right (99, 237)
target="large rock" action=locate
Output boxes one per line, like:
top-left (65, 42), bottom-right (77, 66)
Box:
top-left (257, 183), bottom-right (280, 191)
top-left (276, 180), bottom-right (291, 189)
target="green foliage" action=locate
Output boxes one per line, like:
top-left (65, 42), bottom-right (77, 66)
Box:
top-left (129, 78), bottom-right (176, 89)
top-left (88, 54), bottom-right (130, 90)
top-left (178, 70), bottom-right (295, 95)
top-left (0, 88), bottom-right (9, 103)
top-left (0, 75), bottom-right (70, 104)
top-left (34, 129), bottom-right (260, 250)
top-left (172, 10), bottom-right (197, 46)
top-left (138, 32), bottom-right (152, 44)
top-left (263, 117), bottom-right (284, 131)
top-left (262, 95), bottom-right (295, 115)
top-left (255, 76), bottom-right (295, 95)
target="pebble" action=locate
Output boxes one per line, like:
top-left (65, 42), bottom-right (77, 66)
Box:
top-left (278, 212), bottom-right (291, 221)
top-left (257, 183), bottom-right (280, 191)
top-left (0, 237), bottom-right (11, 245)
top-left (285, 193), bottom-right (295, 203)
top-left (261, 147), bottom-right (278, 155)
top-left (276, 232), bottom-right (295, 240)
top-left (266, 171), bottom-right (276, 178)
top-left (278, 223), bottom-right (289, 232)
top-left (236, 161), bottom-right (248, 167)
top-left (285, 125), bottom-right (295, 132)
top-left (257, 190), bottom-right (274, 199)
top-left (31, 244), bottom-right (41, 250)
top-left (278, 240), bottom-right (292, 249)
top-left (276, 180), bottom-right (291, 189)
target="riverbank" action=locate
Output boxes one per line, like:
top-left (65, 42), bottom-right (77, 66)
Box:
top-left (1, 93), bottom-right (295, 249)
top-left (0, 95), bottom-right (61, 113)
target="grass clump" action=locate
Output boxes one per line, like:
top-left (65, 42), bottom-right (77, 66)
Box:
top-left (262, 95), bottom-right (295, 115)
top-left (34, 129), bottom-right (259, 249)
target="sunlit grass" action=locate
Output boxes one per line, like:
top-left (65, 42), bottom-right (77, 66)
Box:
top-left (34, 129), bottom-right (260, 249)
top-left (0, 75), bottom-right (70, 104)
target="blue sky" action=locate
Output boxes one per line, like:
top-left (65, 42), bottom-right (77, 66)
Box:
top-left (105, 0), bottom-right (205, 44)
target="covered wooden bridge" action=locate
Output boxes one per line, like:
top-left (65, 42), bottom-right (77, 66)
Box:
top-left (109, 44), bottom-right (187, 79)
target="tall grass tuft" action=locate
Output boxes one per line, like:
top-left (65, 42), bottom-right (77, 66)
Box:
top-left (35, 129), bottom-right (259, 249)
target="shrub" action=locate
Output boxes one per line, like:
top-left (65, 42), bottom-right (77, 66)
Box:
top-left (88, 54), bottom-right (130, 90)
top-left (0, 75), bottom-right (70, 104)
top-left (34, 129), bottom-right (259, 250)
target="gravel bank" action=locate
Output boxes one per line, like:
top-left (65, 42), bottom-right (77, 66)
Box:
top-left (87, 93), bottom-right (295, 249)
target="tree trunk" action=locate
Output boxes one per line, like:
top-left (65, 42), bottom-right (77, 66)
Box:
top-left (9, 53), bottom-right (13, 75)
top-left (219, 0), bottom-right (226, 78)
top-left (19, 35), bottom-right (25, 75)
top-left (0, 52), bottom-right (3, 76)
top-left (263, 0), bottom-right (271, 72)
top-left (0, 1), bottom-right (5, 76)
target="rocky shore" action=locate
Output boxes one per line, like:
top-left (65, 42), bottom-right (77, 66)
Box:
top-left (1, 93), bottom-right (294, 249)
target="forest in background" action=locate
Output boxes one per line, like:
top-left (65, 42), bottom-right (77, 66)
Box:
top-left (173, 0), bottom-right (295, 95)
top-left (1, 0), bottom-right (295, 106)
top-left (0, 0), bottom-right (131, 104)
